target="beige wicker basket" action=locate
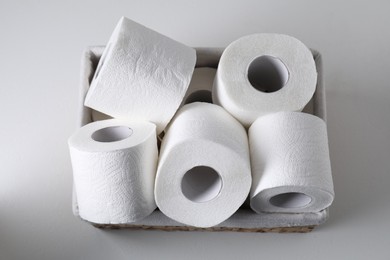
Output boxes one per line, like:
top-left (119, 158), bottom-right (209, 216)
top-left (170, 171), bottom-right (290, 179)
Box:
top-left (72, 47), bottom-right (329, 233)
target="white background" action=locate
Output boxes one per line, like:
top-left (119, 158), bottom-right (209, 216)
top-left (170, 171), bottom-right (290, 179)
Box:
top-left (1, 0), bottom-right (389, 259)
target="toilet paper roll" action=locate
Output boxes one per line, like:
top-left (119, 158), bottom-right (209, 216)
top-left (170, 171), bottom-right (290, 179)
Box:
top-left (181, 67), bottom-right (216, 105)
top-left (90, 67), bottom-right (216, 122)
top-left (68, 119), bottom-right (158, 224)
top-left (249, 112), bottom-right (334, 213)
top-left (155, 103), bottom-right (252, 228)
top-left (213, 33), bottom-right (317, 127)
top-left (84, 17), bottom-right (196, 134)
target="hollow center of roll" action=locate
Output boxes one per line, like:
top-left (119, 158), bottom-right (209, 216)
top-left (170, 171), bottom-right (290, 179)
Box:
top-left (91, 126), bottom-right (133, 142)
top-left (247, 55), bottom-right (289, 93)
top-left (269, 192), bottom-right (312, 208)
top-left (184, 90), bottom-right (213, 104)
top-left (181, 166), bottom-right (222, 203)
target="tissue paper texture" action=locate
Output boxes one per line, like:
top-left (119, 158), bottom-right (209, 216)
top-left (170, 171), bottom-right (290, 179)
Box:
top-left (155, 103), bottom-right (252, 228)
top-left (84, 17), bottom-right (196, 133)
top-left (69, 119), bottom-right (158, 224)
top-left (213, 33), bottom-right (317, 127)
top-left (249, 112), bottom-right (334, 213)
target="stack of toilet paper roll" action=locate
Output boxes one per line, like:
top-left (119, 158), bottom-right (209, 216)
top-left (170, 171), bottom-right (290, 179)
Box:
top-left (69, 16), bottom-right (334, 228)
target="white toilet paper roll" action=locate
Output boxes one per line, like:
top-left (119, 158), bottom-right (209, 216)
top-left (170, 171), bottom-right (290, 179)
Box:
top-left (249, 112), bottom-right (334, 213)
top-left (90, 63), bottom-right (215, 122)
top-left (181, 67), bottom-right (216, 105)
top-left (155, 103), bottom-right (252, 228)
top-left (213, 33), bottom-right (317, 127)
top-left (68, 119), bottom-right (158, 224)
top-left (84, 17), bottom-right (196, 133)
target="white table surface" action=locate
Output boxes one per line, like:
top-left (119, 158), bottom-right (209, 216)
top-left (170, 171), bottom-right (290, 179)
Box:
top-left (1, 1), bottom-right (389, 259)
